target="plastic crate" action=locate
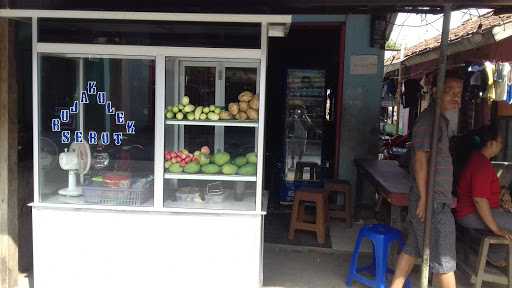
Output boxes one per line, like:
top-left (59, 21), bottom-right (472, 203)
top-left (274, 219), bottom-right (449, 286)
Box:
top-left (83, 185), bottom-right (152, 206)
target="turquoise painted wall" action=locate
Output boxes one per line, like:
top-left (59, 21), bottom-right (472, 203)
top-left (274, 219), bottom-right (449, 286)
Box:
top-left (339, 15), bottom-right (384, 182)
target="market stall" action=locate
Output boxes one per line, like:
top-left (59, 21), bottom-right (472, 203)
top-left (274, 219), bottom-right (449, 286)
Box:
top-left (29, 13), bottom-right (290, 288)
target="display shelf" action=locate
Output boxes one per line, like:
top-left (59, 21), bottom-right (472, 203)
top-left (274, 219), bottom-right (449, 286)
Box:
top-left (164, 195), bottom-right (256, 211)
top-left (165, 119), bottom-right (258, 127)
top-left (164, 172), bottom-right (256, 182)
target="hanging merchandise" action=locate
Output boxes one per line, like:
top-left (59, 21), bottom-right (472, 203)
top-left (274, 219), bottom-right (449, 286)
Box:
top-left (401, 79), bottom-right (423, 108)
top-left (381, 79), bottom-right (397, 107)
top-left (495, 62), bottom-right (510, 101)
top-left (484, 61), bottom-right (496, 101)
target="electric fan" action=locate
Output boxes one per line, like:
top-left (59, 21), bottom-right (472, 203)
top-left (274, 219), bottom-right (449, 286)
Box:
top-left (58, 142), bottom-right (91, 196)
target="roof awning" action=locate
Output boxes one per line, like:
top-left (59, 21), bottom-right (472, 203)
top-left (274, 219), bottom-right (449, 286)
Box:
top-left (2, 0), bottom-right (512, 15)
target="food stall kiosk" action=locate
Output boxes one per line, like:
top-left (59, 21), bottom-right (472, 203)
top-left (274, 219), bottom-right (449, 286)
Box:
top-left (29, 12), bottom-right (291, 288)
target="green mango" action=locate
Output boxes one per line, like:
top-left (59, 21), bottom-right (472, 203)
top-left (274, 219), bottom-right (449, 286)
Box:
top-left (183, 104), bottom-right (195, 113)
top-left (168, 163), bottom-right (183, 173)
top-left (184, 162), bottom-right (201, 174)
top-left (232, 156), bottom-right (248, 167)
top-left (212, 151), bottom-right (231, 166)
top-left (166, 111), bottom-right (175, 119)
top-left (207, 112), bottom-right (220, 121)
top-left (238, 163), bottom-right (257, 176)
top-left (246, 152), bottom-right (257, 164)
top-left (195, 106), bottom-right (203, 120)
top-left (201, 164), bottom-right (221, 174)
top-left (186, 112), bottom-right (195, 120)
top-left (222, 163), bottom-right (238, 175)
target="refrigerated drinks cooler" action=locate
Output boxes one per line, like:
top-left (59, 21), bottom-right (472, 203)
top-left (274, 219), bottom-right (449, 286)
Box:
top-left (281, 69), bottom-right (328, 203)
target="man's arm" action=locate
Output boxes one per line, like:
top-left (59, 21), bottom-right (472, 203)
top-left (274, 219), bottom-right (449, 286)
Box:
top-left (415, 150), bottom-right (430, 222)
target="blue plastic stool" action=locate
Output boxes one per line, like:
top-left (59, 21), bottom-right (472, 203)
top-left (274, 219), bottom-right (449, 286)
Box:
top-left (346, 224), bottom-right (411, 288)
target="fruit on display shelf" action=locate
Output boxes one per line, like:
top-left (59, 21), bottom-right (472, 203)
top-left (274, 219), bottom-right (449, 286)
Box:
top-left (232, 156), bottom-right (248, 167)
top-left (164, 147), bottom-right (257, 176)
top-left (227, 91), bottom-right (259, 120)
top-left (165, 96), bottom-right (226, 121)
top-left (222, 163), bottom-right (238, 175)
top-left (201, 163), bottom-right (221, 174)
top-left (246, 152), bottom-right (257, 164)
top-left (212, 151), bottom-right (231, 166)
top-left (165, 94), bottom-right (259, 122)
top-left (238, 163), bottom-right (257, 176)
top-left (184, 162), bottom-right (201, 174)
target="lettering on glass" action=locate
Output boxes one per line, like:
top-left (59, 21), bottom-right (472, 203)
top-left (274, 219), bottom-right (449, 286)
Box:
top-left (87, 81), bottom-right (97, 95)
top-left (70, 101), bottom-right (79, 114)
top-left (74, 131), bottom-right (84, 143)
top-left (126, 121), bottom-right (135, 134)
top-left (51, 119), bottom-right (61, 132)
top-left (51, 80), bottom-right (136, 146)
top-left (115, 111), bottom-right (125, 125)
top-left (106, 101), bottom-right (115, 114)
top-left (80, 91), bottom-right (89, 104)
top-left (113, 133), bottom-right (123, 146)
top-left (88, 131), bottom-right (98, 145)
top-left (60, 109), bottom-right (70, 123)
top-left (100, 132), bottom-right (110, 145)
top-left (97, 92), bottom-right (106, 104)
top-left (61, 131), bottom-right (71, 144)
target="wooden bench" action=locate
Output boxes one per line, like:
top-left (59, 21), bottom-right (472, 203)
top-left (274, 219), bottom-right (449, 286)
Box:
top-left (457, 225), bottom-right (512, 288)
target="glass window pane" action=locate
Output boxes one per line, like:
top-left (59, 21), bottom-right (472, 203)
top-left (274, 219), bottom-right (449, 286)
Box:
top-left (285, 69), bottom-right (326, 181)
top-left (38, 19), bottom-right (261, 49)
top-left (38, 54), bottom-right (155, 207)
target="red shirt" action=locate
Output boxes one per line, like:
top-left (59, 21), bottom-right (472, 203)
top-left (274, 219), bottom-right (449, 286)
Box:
top-left (455, 152), bottom-right (501, 219)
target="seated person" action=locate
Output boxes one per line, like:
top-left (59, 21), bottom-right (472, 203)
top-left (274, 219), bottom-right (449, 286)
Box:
top-left (456, 124), bottom-right (512, 267)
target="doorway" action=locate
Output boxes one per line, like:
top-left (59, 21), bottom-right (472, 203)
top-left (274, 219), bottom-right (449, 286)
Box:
top-left (264, 23), bottom-right (345, 248)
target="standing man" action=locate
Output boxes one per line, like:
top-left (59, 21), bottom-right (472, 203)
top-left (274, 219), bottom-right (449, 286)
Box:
top-left (390, 72), bottom-right (463, 288)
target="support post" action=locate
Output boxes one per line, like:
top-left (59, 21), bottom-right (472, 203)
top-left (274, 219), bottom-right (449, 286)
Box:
top-left (420, 5), bottom-right (452, 288)
top-left (0, 19), bottom-right (19, 288)
top-left (395, 45), bottom-right (405, 135)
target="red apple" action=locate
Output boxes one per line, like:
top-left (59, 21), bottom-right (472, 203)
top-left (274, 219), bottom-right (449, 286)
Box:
top-left (164, 151), bottom-right (172, 161)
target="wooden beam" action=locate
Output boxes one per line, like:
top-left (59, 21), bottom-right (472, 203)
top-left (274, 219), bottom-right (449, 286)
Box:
top-left (0, 18), bottom-right (19, 288)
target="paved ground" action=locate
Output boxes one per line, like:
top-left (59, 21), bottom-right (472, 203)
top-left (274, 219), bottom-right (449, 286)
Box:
top-left (263, 244), bottom-right (506, 288)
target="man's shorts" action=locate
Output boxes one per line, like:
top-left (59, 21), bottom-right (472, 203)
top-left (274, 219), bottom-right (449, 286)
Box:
top-left (402, 201), bottom-right (456, 274)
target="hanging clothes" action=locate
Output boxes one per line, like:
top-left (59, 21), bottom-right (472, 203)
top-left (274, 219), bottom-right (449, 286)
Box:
top-left (484, 61), bottom-right (496, 101)
top-left (495, 62), bottom-right (510, 101)
top-left (402, 79), bottom-right (423, 108)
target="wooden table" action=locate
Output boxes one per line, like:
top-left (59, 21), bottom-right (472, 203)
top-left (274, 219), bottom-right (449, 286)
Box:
top-left (354, 158), bottom-right (413, 228)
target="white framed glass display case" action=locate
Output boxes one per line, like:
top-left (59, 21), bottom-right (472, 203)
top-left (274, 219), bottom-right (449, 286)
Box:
top-left (34, 35), bottom-right (267, 214)
top-left (29, 15), bottom-right (288, 288)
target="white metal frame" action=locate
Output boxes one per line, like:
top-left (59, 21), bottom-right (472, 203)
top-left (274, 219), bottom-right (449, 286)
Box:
top-left (0, 9), bottom-right (291, 23)
top-left (30, 15), bottom-right (279, 215)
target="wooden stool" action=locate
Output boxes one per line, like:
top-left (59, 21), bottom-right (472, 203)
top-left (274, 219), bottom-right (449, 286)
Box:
top-left (472, 235), bottom-right (512, 288)
top-left (325, 179), bottom-right (352, 228)
top-left (288, 188), bottom-right (328, 244)
top-left (294, 161), bottom-right (321, 181)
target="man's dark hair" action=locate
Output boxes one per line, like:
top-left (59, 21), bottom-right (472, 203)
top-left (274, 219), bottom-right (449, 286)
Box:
top-left (431, 69), bottom-right (464, 87)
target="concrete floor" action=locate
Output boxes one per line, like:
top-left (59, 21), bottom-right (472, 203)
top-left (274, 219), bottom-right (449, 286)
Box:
top-left (263, 244), bottom-right (505, 288)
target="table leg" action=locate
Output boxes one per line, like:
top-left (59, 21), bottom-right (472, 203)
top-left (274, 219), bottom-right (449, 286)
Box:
top-left (390, 205), bottom-right (402, 230)
top-left (355, 167), bottom-right (363, 220)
